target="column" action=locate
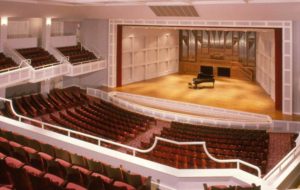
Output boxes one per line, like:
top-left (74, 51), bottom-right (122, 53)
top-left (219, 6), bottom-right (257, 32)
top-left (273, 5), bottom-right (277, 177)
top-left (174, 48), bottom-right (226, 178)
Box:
top-left (42, 17), bottom-right (51, 51)
top-left (40, 79), bottom-right (51, 94)
top-left (0, 17), bottom-right (8, 52)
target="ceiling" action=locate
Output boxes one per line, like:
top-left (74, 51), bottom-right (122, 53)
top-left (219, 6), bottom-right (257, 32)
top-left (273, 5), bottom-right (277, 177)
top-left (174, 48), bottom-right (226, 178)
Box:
top-left (1, 0), bottom-right (300, 20)
top-left (2, 0), bottom-right (300, 6)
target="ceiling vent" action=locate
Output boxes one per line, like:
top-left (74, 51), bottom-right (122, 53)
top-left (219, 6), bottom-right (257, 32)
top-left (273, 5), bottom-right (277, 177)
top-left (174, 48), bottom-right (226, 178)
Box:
top-left (149, 6), bottom-right (199, 17)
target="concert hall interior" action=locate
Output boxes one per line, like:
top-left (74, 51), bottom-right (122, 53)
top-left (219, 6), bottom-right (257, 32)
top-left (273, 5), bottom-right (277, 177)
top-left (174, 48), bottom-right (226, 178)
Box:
top-left (0, 1), bottom-right (300, 190)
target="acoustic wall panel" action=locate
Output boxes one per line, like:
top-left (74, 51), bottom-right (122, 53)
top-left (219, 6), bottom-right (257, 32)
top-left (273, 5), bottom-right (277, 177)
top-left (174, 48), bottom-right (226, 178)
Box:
top-left (256, 31), bottom-right (275, 101)
top-left (133, 66), bottom-right (145, 81)
top-left (122, 27), bottom-right (179, 85)
top-left (122, 53), bottom-right (132, 67)
top-left (148, 50), bottom-right (158, 62)
top-left (122, 38), bottom-right (133, 52)
top-left (134, 51), bottom-right (145, 65)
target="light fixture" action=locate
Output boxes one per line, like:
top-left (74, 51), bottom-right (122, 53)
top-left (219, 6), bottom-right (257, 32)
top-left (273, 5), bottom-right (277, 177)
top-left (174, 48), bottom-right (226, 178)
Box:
top-left (46, 17), bottom-right (52, 26)
top-left (1, 17), bottom-right (8, 26)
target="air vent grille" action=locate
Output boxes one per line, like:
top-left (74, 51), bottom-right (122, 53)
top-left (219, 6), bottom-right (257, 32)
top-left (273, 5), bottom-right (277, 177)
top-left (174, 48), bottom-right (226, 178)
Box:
top-left (149, 6), bottom-right (199, 17)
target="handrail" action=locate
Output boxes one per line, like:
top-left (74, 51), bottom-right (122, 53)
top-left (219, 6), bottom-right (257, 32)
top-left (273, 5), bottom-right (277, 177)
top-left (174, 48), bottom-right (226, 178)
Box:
top-left (110, 93), bottom-right (271, 126)
top-left (33, 62), bottom-right (61, 70)
top-left (82, 44), bottom-right (102, 59)
top-left (263, 140), bottom-right (300, 181)
top-left (71, 58), bottom-right (103, 66)
top-left (0, 67), bottom-right (19, 73)
top-left (113, 91), bottom-right (272, 122)
top-left (0, 96), bottom-right (261, 178)
top-left (0, 61), bottom-right (30, 76)
top-left (48, 46), bottom-right (68, 64)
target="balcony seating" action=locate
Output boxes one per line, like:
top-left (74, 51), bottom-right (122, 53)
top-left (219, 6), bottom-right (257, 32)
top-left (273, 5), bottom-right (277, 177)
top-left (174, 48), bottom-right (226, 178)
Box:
top-left (57, 45), bottom-right (97, 64)
top-left (10, 88), bottom-right (88, 117)
top-left (138, 122), bottom-right (271, 174)
top-left (0, 128), bottom-right (151, 190)
top-left (5, 88), bottom-right (154, 145)
top-left (0, 53), bottom-right (19, 73)
top-left (17, 47), bottom-right (59, 69)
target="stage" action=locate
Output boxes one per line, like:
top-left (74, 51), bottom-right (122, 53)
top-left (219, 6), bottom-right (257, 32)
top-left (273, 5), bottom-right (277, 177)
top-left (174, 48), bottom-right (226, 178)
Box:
top-left (115, 74), bottom-right (299, 120)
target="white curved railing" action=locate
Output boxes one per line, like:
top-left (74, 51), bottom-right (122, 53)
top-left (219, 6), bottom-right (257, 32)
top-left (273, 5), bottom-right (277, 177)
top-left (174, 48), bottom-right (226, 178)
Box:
top-left (0, 96), bottom-right (261, 178)
top-left (87, 88), bottom-right (272, 129)
top-left (114, 92), bottom-right (272, 122)
top-left (263, 138), bottom-right (300, 186)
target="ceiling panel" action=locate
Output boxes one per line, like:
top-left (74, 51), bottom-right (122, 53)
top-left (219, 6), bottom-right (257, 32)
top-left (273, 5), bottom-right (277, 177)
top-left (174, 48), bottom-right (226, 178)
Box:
top-left (149, 6), bottom-right (199, 17)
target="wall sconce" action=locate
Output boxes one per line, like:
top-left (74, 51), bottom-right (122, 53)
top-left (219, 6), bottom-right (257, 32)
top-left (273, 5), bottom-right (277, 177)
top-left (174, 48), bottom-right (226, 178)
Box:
top-left (1, 17), bottom-right (8, 26)
top-left (46, 17), bottom-right (52, 26)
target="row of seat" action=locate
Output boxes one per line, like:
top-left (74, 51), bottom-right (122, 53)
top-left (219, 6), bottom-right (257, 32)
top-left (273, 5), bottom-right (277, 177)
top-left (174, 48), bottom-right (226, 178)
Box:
top-left (138, 122), bottom-right (272, 174)
top-left (17, 47), bottom-right (59, 69)
top-left (98, 101), bottom-right (154, 125)
top-left (11, 88), bottom-right (88, 117)
top-left (44, 101), bottom-right (153, 143)
top-left (0, 53), bottom-right (19, 73)
top-left (57, 45), bottom-right (97, 64)
top-left (5, 88), bottom-right (155, 145)
top-left (0, 128), bottom-right (151, 190)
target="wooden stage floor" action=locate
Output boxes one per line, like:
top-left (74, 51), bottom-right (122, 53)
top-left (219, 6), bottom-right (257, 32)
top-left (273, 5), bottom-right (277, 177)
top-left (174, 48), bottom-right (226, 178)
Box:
top-left (115, 74), bottom-right (299, 120)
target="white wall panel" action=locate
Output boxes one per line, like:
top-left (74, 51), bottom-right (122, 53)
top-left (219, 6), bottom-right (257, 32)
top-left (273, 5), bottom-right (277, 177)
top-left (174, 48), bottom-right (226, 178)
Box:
top-left (7, 37), bottom-right (37, 49)
top-left (134, 51), bottom-right (145, 65)
top-left (122, 27), bottom-right (179, 85)
top-left (50, 35), bottom-right (76, 47)
top-left (122, 53), bottom-right (132, 66)
top-left (8, 20), bottom-right (30, 38)
top-left (133, 65), bottom-right (145, 81)
top-left (256, 31), bottom-right (275, 101)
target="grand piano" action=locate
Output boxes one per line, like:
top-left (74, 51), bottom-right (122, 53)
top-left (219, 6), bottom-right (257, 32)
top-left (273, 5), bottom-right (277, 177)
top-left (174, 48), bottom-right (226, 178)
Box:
top-left (189, 72), bottom-right (215, 89)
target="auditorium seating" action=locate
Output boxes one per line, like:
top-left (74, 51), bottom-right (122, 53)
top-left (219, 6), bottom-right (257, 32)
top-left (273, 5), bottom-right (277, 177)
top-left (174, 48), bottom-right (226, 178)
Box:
top-left (46, 100), bottom-right (154, 143)
top-left (138, 122), bottom-right (271, 174)
top-left (57, 45), bottom-right (97, 64)
top-left (10, 88), bottom-right (87, 117)
top-left (4, 88), bottom-right (154, 144)
top-left (0, 128), bottom-right (151, 190)
top-left (0, 53), bottom-right (19, 72)
top-left (17, 47), bottom-right (59, 69)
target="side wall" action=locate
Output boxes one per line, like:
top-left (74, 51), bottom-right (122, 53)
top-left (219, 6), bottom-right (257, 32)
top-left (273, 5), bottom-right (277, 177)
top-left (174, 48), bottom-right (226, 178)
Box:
top-left (63, 19), bottom-right (109, 88)
top-left (256, 31), bottom-right (276, 101)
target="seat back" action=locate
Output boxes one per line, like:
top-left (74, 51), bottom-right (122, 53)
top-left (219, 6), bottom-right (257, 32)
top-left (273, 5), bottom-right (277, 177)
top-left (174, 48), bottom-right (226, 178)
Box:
top-left (41, 144), bottom-right (56, 157)
top-left (55, 148), bottom-right (71, 162)
top-left (8, 167), bottom-right (32, 190)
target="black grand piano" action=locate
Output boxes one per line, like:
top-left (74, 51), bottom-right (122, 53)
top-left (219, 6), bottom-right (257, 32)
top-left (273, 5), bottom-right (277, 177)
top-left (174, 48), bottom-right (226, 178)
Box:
top-left (189, 72), bottom-right (215, 89)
